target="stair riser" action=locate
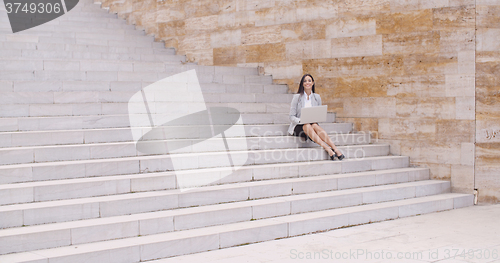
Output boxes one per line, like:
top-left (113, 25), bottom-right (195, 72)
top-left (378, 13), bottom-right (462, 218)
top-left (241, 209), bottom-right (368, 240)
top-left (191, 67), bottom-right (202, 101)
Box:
top-left (0, 167), bottom-right (428, 207)
top-left (0, 71), bottom-right (274, 84)
top-left (0, 195), bottom-right (473, 262)
top-left (0, 112), bottom-right (334, 132)
top-left (0, 169), bottom-right (431, 230)
top-left (0, 133), bottom-right (370, 167)
top-left (0, 151), bottom-right (404, 186)
top-left (2, 82), bottom-right (285, 94)
top-left (0, 43), bottom-right (174, 55)
top-left (0, 123), bottom-right (352, 148)
top-left (0, 180), bottom-right (444, 254)
top-left (0, 102), bottom-right (291, 118)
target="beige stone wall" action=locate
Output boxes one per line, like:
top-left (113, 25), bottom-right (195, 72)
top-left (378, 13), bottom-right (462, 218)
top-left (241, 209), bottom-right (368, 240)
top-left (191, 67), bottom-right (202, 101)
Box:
top-left (475, 0), bottom-right (500, 203)
top-left (98, 0), bottom-right (499, 201)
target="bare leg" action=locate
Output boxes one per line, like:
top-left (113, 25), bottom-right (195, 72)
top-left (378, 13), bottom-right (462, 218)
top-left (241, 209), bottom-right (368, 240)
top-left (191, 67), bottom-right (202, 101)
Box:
top-left (311, 123), bottom-right (342, 156)
top-left (302, 124), bottom-right (335, 157)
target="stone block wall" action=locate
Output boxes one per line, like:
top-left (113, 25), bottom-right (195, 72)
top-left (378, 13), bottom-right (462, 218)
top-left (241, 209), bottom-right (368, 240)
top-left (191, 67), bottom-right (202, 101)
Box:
top-left (475, 0), bottom-right (500, 203)
top-left (98, 0), bottom-right (499, 202)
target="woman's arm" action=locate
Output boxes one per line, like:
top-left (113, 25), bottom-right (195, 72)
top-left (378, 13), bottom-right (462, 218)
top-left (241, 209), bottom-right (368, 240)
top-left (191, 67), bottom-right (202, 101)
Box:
top-left (289, 94), bottom-right (300, 124)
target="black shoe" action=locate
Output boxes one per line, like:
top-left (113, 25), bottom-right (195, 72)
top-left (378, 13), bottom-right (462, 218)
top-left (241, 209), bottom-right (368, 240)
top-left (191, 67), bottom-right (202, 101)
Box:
top-left (335, 153), bottom-right (345, 160)
top-left (329, 154), bottom-right (336, 161)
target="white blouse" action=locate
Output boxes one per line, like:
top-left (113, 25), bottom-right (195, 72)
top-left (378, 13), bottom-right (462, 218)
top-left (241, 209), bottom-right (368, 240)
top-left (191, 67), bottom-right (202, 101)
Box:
top-left (303, 91), bottom-right (312, 108)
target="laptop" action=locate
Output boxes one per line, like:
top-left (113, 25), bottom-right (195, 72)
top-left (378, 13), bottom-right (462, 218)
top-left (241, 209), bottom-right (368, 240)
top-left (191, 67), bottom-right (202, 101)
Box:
top-left (300, 105), bottom-right (328, 124)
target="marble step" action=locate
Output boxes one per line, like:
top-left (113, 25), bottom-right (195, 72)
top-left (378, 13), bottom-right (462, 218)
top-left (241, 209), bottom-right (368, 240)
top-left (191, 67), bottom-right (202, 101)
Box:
top-left (0, 49), bottom-right (182, 62)
top-left (0, 193), bottom-right (474, 262)
top-left (1, 34), bottom-right (167, 49)
top-left (0, 82), bottom-right (286, 95)
top-left (0, 29), bottom-right (157, 43)
top-left (0, 123), bottom-right (353, 148)
top-left (0, 70), bottom-right (274, 84)
top-left (0, 149), bottom-right (406, 184)
top-left (0, 132), bottom-right (370, 165)
top-left (0, 42), bottom-right (174, 55)
top-left (0, 167), bottom-right (431, 229)
top-left (0, 156), bottom-right (416, 208)
top-left (0, 59), bottom-right (189, 72)
top-left (0, 110), bottom-right (327, 131)
top-left (0, 179), bottom-right (443, 254)
top-left (0, 101), bottom-right (293, 118)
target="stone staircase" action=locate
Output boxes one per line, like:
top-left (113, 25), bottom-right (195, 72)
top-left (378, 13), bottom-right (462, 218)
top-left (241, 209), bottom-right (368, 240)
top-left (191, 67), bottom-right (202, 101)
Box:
top-left (0, 0), bottom-right (474, 262)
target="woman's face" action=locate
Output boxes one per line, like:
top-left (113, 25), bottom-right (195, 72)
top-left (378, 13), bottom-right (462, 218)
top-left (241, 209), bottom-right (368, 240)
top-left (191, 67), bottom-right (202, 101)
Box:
top-left (303, 76), bottom-right (314, 91)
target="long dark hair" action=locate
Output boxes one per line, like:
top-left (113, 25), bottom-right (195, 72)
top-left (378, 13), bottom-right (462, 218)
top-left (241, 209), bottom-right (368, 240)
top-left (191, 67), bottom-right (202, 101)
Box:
top-left (297, 74), bottom-right (315, 94)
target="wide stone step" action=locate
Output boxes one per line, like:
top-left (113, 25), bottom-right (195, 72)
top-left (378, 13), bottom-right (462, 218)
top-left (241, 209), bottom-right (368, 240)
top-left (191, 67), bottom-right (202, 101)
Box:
top-left (0, 179), bottom-right (444, 254)
top-left (0, 149), bottom-right (406, 184)
top-left (0, 193), bottom-right (473, 262)
top-left (0, 70), bottom-right (274, 84)
top-left (2, 33), bottom-right (162, 49)
top-left (0, 123), bottom-right (353, 148)
top-left (1, 83), bottom-right (286, 95)
top-left (0, 41), bottom-right (174, 55)
top-left (0, 101), bottom-right (293, 118)
top-left (0, 29), bottom-right (156, 43)
top-left (0, 49), bottom-right (180, 62)
top-left (0, 158), bottom-right (417, 209)
top-left (0, 132), bottom-right (370, 165)
top-left (0, 110), bottom-right (326, 131)
top-left (0, 168), bottom-right (432, 228)
top-left (0, 59), bottom-right (188, 72)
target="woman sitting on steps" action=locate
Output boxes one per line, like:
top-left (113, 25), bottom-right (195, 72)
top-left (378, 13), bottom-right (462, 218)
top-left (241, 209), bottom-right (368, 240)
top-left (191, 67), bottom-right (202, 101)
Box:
top-left (288, 74), bottom-right (345, 161)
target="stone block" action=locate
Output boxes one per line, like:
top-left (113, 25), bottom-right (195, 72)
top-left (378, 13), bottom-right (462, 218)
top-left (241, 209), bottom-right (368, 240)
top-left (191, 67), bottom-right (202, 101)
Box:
top-left (185, 15), bottom-right (218, 34)
top-left (477, 28), bottom-right (500, 52)
top-left (218, 11), bottom-right (256, 29)
top-left (396, 97), bottom-right (456, 119)
top-left (399, 198), bottom-right (454, 218)
top-left (246, 43), bottom-right (286, 63)
top-left (141, 234), bottom-right (218, 261)
top-left (378, 118), bottom-right (436, 141)
top-left (446, 75), bottom-right (475, 97)
top-left (179, 33), bottom-right (211, 51)
top-left (440, 30), bottom-right (476, 53)
top-left (139, 216), bottom-right (174, 236)
top-left (210, 30), bottom-right (242, 48)
top-left (326, 17), bottom-right (376, 39)
top-left (99, 194), bottom-right (178, 217)
top-left (178, 187), bottom-right (249, 207)
top-left (249, 182), bottom-right (292, 199)
top-left (348, 206), bottom-right (399, 226)
top-left (376, 9), bottom-right (433, 34)
top-left (0, 229), bottom-right (70, 255)
top-left (286, 40), bottom-right (331, 60)
top-left (292, 177), bottom-right (338, 194)
top-left (338, 173), bottom-right (376, 190)
top-left (456, 96), bottom-right (475, 120)
top-left (0, 186), bottom-right (33, 205)
top-left (343, 97), bottom-right (396, 118)
top-left (383, 31), bottom-right (440, 55)
top-left (242, 26), bottom-right (282, 45)
top-left (331, 35), bottom-right (382, 58)
top-left (451, 164), bottom-right (474, 193)
top-left (174, 206), bottom-right (252, 230)
top-left (290, 193), bottom-right (362, 214)
top-left (71, 221), bottom-right (139, 245)
top-left (24, 203), bottom-right (100, 226)
top-left (433, 5), bottom-right (476, 30)
top-left (252, 200), bottom-right (290, 219)
top-left (214, 46), bottom-right (246, 65)
top-left (288, 212), bottom-right (349, 236)
top-left (220, 220), bottom-right (287, 248)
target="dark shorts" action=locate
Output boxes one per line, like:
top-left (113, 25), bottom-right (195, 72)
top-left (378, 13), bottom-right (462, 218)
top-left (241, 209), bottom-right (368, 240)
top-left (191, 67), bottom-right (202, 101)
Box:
top-left (293, 124), bottom-right (314, 141)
